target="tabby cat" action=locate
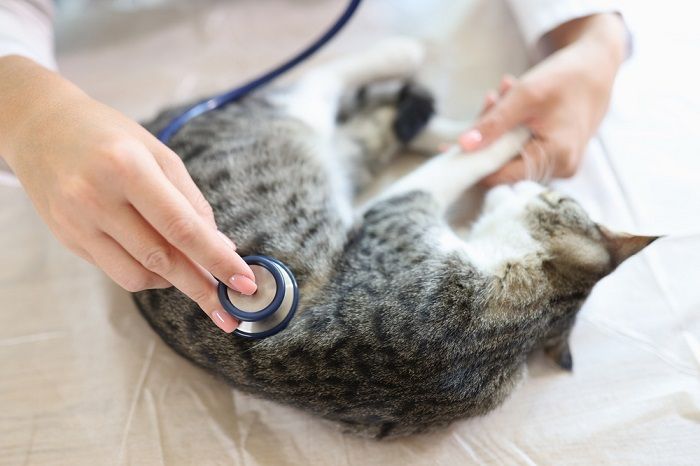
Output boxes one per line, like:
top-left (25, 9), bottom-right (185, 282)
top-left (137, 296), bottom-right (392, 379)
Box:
top-left (134, 39), bottom-right (657, 438)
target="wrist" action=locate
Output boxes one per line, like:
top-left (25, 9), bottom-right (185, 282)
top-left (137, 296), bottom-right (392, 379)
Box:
top-left (543, 14), bottom-right (627, 69)
top-left (0, 55), bottom-right (86, 166)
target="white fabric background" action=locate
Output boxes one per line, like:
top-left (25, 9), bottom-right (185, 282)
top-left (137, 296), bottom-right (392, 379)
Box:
top-left (1, 0), bottom-right (699, 464)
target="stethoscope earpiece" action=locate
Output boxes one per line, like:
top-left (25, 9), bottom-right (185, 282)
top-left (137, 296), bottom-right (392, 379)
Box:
top-left (218, 255), bottom-right (299, 339)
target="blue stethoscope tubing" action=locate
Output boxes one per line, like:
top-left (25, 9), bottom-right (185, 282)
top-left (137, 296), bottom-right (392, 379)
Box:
top-left (156, 0), bottom-right (363, 144)
top-left (156, 0), bottom-right (363, 338)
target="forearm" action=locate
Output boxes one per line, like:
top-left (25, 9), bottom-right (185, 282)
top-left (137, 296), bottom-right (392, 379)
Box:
top-left (0, 0), bottom-right (58, 162)
top-left (542, 13), bottom-right (627, 68)
top-left (537, 13), bottom-right (627, 110)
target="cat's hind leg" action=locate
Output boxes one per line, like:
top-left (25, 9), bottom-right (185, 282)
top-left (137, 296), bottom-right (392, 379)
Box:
top-left (335, 82), bottom-right (435, 193)
top-left (280, 37), bottom-right (426, 136)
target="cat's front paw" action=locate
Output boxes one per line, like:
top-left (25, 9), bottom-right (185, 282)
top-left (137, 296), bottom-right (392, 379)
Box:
top-left (498, 126), bottom-right (531, 155)
top-left (369, 37), bottom-right (426, 75)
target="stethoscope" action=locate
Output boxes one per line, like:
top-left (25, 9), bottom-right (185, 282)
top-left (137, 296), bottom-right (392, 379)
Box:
top-left (156, 0), bottom-right (363, 339)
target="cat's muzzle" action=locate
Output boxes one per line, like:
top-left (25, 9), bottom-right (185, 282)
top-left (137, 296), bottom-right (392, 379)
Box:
top-left (217, 255), bottom-right (299, 339)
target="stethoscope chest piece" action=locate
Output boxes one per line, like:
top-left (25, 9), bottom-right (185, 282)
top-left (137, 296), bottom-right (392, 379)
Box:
top-left (218, 255), bottom-right (299, 339)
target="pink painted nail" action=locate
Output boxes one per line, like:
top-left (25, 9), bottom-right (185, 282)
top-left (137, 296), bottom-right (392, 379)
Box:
top-left (232, 256), bottom-right (256, 282)
top-left (229, 274), bottom-right (257, 295)
top-left (212, 310), bottom-right (238, 333)
top-left (459, 129), bottom-right (483, 150)
top-left (217, 231), bottom-right (237, 251)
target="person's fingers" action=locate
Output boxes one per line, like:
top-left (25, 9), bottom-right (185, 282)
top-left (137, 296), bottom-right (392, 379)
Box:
top-left (470, 76), bottom-right (518, 146)
top-left (480, 139), bottom-right (549, 187)
top-left (62, 240), bottom-right (95, 265)
top-left (124, 152), bottom-right (257, 294)
top-left (87, 232), bottom-right (171, 291)
top-left (45, 207), bottom-right (97, 265)
top-left (479, 89), bottom-right (499, 117)
top-left (499, 74), bottom-right (516, 96)
top-left (98, 206), bottom-right (239, 333)
top-left (477, 74), bottom-right (517, 119)
top-left (147, 142), bottom-right (218, 230)
top-left (460, 83), bottom-right (532, 152)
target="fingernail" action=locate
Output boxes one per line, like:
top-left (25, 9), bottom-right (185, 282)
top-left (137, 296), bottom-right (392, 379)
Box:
top-left (459, 129), bottom-right (483, 149)
top-left (229, 274), bottom-right (257, 295)
top-left (212, 310), bottom-right (238, 333)
top-left (232, 255), bottom-right (256, 282)
top-left (217, 231), bottom-right (236, 251)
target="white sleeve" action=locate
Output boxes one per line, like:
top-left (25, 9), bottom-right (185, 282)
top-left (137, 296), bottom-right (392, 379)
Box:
top-left (0, 0), bottom-right (56, 70)
top-left (504, 0), bottom-right (629, 56)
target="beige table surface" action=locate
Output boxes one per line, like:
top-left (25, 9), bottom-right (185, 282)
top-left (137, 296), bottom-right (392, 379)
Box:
top-left (2, 0), bottom-right (699, 464)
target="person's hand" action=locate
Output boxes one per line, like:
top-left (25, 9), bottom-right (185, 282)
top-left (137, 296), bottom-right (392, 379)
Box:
top-left (459, 13), bottom-right (627, 186)
top-left (0, 56), bottom-right (256, 333)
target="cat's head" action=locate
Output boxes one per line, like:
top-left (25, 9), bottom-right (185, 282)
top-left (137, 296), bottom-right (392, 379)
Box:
top-left (473, 181), bottom-right (659, 369)
top-left (478, 180), bottom-right (659, 282)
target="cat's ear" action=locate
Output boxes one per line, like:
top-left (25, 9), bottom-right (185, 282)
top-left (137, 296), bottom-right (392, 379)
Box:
top-left (596, 224), bottom-right (661, 268)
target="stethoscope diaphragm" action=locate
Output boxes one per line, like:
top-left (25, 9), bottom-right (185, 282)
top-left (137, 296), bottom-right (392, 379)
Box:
top-left (217, 255), bottom-right (299, 339)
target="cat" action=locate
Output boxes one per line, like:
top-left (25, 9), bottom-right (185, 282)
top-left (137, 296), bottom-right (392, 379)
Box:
top-left (134, 38), bottom-right (658, 438)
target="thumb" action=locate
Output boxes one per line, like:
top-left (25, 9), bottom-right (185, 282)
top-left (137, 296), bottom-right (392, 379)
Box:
top-left (460, 86), bottom-right (530, 152)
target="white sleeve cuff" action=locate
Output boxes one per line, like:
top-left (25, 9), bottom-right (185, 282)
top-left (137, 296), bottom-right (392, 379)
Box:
top-left (505, 0), bottom-right (630, 57)
top-left (0, 0), bottom-right (56, 69)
